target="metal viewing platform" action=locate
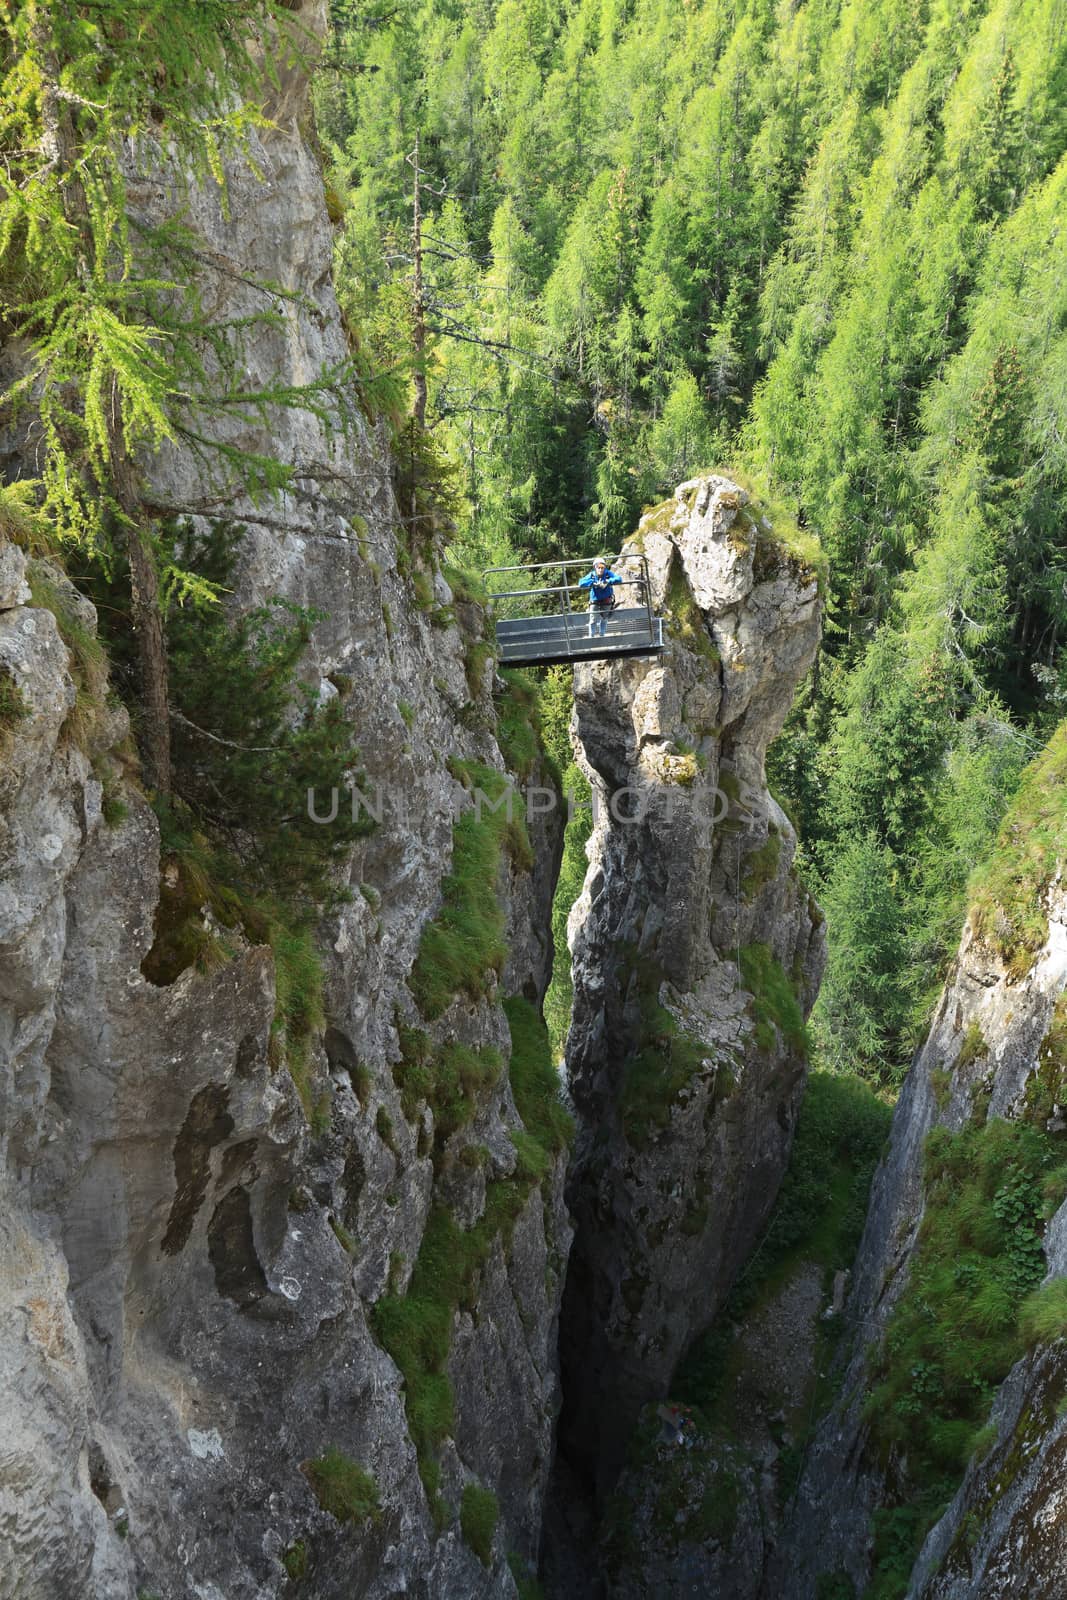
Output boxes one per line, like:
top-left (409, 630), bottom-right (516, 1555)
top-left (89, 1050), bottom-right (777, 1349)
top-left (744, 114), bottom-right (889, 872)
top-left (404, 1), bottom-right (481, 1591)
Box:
top-left (484, 555), bottom-right (665, 668)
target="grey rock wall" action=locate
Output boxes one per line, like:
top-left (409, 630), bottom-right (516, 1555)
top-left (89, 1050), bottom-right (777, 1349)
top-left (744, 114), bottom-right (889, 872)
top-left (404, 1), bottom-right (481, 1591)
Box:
top-left (0, 8), bottom-right (567, 1595)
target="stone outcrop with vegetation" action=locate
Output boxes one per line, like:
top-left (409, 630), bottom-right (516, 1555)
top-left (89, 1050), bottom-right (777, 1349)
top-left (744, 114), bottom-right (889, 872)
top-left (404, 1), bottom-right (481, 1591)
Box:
top-left (764, 734), bottom-right (1067, 1600)
top-left (555, 475), bottom-right (826, 1508)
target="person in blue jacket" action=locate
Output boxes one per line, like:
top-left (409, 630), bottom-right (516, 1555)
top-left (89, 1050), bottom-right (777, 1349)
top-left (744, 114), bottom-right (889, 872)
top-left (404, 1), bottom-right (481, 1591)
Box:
top-left (579, 556), bottom-right (622, 637)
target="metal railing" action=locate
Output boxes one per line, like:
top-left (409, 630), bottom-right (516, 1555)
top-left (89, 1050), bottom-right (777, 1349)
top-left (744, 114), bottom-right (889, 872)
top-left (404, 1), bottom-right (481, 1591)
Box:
top-left (483, 555), bottom-right (657, 662)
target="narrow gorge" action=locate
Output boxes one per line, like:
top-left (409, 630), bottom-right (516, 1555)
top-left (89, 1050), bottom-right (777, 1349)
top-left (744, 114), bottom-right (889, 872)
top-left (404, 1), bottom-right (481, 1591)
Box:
top-left (0, 17), bottom-right (821, 1592)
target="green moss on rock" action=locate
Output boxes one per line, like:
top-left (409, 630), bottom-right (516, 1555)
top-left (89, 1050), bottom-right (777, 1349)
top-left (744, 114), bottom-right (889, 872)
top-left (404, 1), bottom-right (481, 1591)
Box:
top-left (619, 976), bottom-right (731, 1150)
top-left (666, 552), bottom-right (720, 665)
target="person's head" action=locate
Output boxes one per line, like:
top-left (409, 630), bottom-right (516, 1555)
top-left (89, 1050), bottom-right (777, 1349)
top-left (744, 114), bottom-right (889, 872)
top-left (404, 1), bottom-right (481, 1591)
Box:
top-left (594, 557), bottom-right (607, 573)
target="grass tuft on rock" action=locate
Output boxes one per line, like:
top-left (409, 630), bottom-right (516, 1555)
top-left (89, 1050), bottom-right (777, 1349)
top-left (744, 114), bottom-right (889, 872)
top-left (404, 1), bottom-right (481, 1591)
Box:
top-left (503, 996), bottom-right (574, 1156)
top-left (460, 1482), bottom-right (498, 1567)
top-left (1025, 996), bottom-right (1067, 1127)
top-left (142, 810), bottom-right (330, 1131)
top-left (28, 560), bottom-right (109, 748)
top-left (724, 468), bottom-right (828, 592)
top-left (281, 1539), bottom-right (308, 1580)
top-left (409, 762), bottom-right (531, 1018)
top-left (0, 663), bottom-right (29, 744)
top-left (1019, 1277), bottom-right (1067, 1346)
top-left (968, 723), bottom-right (1067, 980)
top-left (543, 763), bottom-right (593, 1059)
top-left (507, 1552), bottom-right (546, 1600)
top-left (495, 668), bottom-right (545, 782)
top-left (371, 1194), bottom-right (529, 1510)
top-left (302, 1447), bottom-right (380, 1525)
top-left (741, 827), bottom-right (782, 899)
top-left (392, 1022), bottom-right (504, 1146)
top-left (738, 941), bottom-right (808, 1056)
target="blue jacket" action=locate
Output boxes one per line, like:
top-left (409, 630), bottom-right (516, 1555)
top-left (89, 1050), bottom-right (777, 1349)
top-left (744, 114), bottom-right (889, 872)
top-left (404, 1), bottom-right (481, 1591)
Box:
top-left (579, 567), bottom-right (621, 606)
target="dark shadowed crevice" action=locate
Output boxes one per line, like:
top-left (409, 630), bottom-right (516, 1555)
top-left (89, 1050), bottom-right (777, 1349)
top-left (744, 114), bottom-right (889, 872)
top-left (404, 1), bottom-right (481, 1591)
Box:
top-left (208, 1185), bottom-right (269, 1309)
top-left (161, 1084), bottom-right (233, 1256)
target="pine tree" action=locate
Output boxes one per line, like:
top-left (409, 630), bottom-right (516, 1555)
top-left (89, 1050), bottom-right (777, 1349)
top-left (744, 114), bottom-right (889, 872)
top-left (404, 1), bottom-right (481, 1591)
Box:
top-left (1, 2), bottom-right (351, 791)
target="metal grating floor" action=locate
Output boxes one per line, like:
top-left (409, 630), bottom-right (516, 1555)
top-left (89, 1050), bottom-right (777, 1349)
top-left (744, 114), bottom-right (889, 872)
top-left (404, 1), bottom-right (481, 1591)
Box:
top-left (495, 607), bottom-right (665, 667)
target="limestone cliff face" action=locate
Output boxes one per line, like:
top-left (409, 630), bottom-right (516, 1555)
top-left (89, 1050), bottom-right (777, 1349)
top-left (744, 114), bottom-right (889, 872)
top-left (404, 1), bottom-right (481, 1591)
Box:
top-left (766, 880), bottom-right (1067, 1600)
top-left (0, 10), bottom-right (566, 1597)
top-left (556, 477), bottom-right (825, 1500)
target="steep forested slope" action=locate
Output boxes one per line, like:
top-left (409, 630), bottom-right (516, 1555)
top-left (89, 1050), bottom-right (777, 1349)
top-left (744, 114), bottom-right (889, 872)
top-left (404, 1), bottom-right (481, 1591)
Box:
top-left (320, 0), bottom-right (1067, 1083)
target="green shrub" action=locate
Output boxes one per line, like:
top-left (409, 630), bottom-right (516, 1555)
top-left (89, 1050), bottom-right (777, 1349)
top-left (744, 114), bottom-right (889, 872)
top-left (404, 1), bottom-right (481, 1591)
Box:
top-left (460, 1482), bottom-right (498, 1566)
top-left (302, 1447), bottom-right (380, 1524)
top-left (409, 762), bottom-right (530, 1019)
top-left (867, 1506), bottom-right (923, 1600)
top-left (738, 942), bottom-right (808, 1055)
top-left (162, 523), bottom-right (373, 913)
top-left (815, 1574), bottom-right (857, 1600)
